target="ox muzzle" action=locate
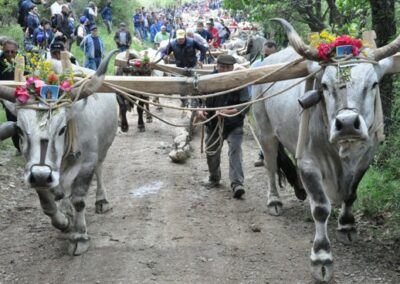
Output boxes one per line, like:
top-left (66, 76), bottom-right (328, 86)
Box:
top-left (329, 109), bottom-right (368, 143)
top-left (28, 139), bottom-right (55, 188)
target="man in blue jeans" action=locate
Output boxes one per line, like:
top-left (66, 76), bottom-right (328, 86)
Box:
top-left (80, 25), bottom-right (105, 70)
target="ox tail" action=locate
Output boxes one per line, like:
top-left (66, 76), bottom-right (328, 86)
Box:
top-left (277, 143), bottom-right (307, 201)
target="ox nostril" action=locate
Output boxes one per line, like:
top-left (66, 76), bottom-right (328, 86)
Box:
top-left (47, 175), bottom-right (53, 183)
top-left (335, 119), bottom-right (343, 131)
top-left (29, 174), bottom-right (36, 184)
top-left (353, 116), bottom-right (360, 130)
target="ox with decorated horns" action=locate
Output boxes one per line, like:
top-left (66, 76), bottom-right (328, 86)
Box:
top-left (0, 50), bottom-right (119, 255)
top-left (252, 18), bottom-right (400, 282)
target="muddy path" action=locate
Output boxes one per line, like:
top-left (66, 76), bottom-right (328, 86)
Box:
top-left (0, 99), bottom-right (399, 283)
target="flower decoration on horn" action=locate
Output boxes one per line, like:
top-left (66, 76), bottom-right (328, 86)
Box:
top-left (310, 30), bottom-right (364, 61)
top-left (15, 53), bottom-right (75, 104)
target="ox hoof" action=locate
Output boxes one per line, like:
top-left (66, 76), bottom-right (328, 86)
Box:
top-left (68, 238), bottom-right (90, 256)
top-left (311, 261), bottom-right (333, 283)
top-left (267, 201), bottom-right (283, 216)
top-left (336, 229), bottom-right (357, 245)
top-left (138, 125), bottom-right (145, 132)
top-left (95, 199), bottom-right (112, 214)
top-left (146, 117), bottom-right (153, 123)
top-left (294, 187), bottom-right (307, 201)
top-left (121, 125), bottom-right (129, 133)
top-left (156, 107), bottom-right (163, 111)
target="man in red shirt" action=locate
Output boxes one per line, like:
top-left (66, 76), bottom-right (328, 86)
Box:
top-left (206, 21), bottom-right (220, 49)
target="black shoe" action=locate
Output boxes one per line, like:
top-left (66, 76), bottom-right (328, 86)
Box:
top-left (232, 185), bottom-right (245, 199)
top-left (201, 179), bottom-right (220, 189)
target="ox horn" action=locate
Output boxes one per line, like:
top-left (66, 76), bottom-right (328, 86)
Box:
top-left (271, 18), bottom-right (320, 61)
top-left (372, 35), bottom-right (400, 61)
top-left (0, 85), bottom-right (17, 102)
top-left (0, 121), bottom-right (16, 141)
top-left (71, 49), bottom-right (119, 100)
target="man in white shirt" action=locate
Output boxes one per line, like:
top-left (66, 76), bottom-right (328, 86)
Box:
top-left (50, 0), bottom-right (63, 16)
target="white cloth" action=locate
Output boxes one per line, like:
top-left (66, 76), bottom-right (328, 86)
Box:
top-left (50, 2), bottom-right (63, 16)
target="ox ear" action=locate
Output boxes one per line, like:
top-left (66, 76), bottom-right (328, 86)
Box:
top-left (375, 57), bottom-right (394, 80)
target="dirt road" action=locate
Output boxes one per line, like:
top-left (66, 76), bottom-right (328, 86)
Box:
top-left (0, 99), bottom-right (399, 283)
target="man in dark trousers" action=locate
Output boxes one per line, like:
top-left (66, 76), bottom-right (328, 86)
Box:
top-left (197, 54), bottom-right (250, 199)
top-left (114, 22), bottom-right (132, 52)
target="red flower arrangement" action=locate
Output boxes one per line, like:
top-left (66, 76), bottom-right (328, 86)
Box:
top-left (317, 35), bottom-right (363, 61)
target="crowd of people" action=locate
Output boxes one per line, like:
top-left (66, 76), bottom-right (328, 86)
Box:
top-left (17, 0), bottom-right (110, 70)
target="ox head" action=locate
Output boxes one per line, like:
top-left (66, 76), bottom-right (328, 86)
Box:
top-left (273, 18), bottom-right (400, 152)
top-left (0, 50), bottom-right (118, 189)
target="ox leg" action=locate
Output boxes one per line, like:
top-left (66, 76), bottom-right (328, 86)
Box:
top-left (145, 97), bottom-right (152, 123)
top-left (262, 138), bottom-right (283, 215)
top-left (300, 169), bottom-right (333, 282)
top-left (68, 166), bottom-right (95, 256)
top-left (336, 200), bottom-right (357, 245)
top-left (337, 168), bottom-right (367, 245)
top-left (118, 96), bottom-right (129, 133)
top-left (35, 188), bottom-right (71, 232)
top-left (137, 100), bottom-right (145, 132)
top-left (94, 162), bottom-right (112, 214)
top-left (154, 97), bottom-right (162, 111)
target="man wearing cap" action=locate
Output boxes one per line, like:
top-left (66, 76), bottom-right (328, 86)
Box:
top-left (114, 22), bottom-right (132, 52)
top-left (197, 54), bottom-right (250, 199)
top-left (161, 29), bottom-right (207, 69)
top-left (80, 25), bottom-right (105, 70)
top-left (154, 25), bottom-right (169, 49)
top-left (161, 29), bottom-right (207, 107)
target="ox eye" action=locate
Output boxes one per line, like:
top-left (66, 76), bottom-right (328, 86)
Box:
top-left (321, 83), bottom-right (328, 91)
top-left (58, 126), bottom-right (67, 136)
top-left (372, 82), bottom-right (378, 89)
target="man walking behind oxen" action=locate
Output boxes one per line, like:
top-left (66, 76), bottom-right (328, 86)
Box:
top-left (197, 54), bottom-right (250, 199)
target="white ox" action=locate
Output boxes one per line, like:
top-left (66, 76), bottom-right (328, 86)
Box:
top-left (252, 19), bottom-right (400, 282)
top-left (0, 50), bottom-right (118, 255)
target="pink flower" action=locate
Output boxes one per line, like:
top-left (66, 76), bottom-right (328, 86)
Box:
top-left (15, 86), bottom-right (30, 104)
top-left (34, 80), bottom-right (45, 95)
top-left (317, 43), bottom-right (333, 61)
top-left (26, 76), bottom-right (38, 87)
top-left (59, 80), bottom-right (72, 92)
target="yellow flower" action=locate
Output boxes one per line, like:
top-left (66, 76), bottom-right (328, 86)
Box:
top-left (320, 30), bottom-right (329, 39)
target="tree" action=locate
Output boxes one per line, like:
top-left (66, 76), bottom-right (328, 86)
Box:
top-left (369, 0), bottom-right (396, 128)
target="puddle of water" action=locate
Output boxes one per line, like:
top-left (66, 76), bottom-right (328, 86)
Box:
top-left (129, 181), bottom-right (164, 198)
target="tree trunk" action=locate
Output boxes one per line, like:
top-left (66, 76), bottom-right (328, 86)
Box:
top-left (369, 0), bottom-right (396, 130)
